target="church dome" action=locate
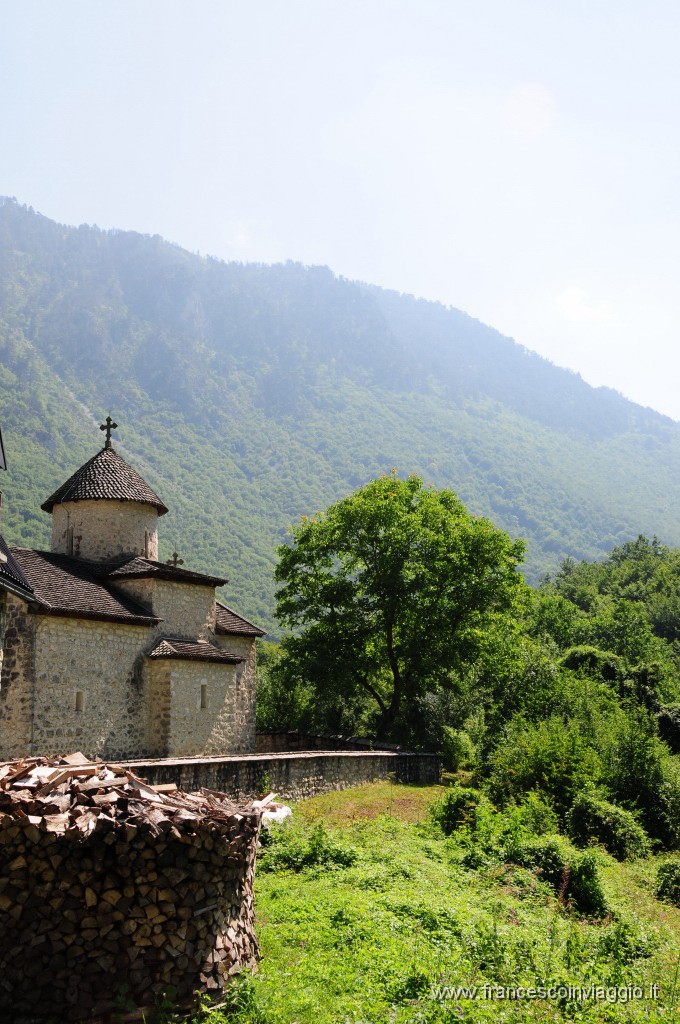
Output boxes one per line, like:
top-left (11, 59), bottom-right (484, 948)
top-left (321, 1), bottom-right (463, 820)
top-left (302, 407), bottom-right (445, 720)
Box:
top-left (41, 447), bottom-right (168, 516)
top-left (43, 420), bottom-right (168, 561)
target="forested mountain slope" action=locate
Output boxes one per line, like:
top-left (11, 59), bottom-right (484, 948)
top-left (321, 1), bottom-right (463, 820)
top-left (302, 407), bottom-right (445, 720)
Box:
top-left (0, 197), bottom-right (678, 632)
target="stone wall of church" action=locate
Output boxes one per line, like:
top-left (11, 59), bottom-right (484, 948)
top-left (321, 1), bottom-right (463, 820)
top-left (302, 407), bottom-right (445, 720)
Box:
top-left (149, 658), bottom-right (249, 757)
top-left (113, 578), bottom-right (216, 640)
top-left (29, 616), bottom-right (152, 759)
top-left (147, 659), bottom-right (172, 756)
top-left (51, 500), bottom-right (159, 561)
top-left (0, 597), bottom-right (257, 762)
top-left (110, 577), bottom-right (155, 614)
top-left (212, 634), bottom-right (257, 753)
top-left (0, 590), bottom-right (5, 682)
top-left (0, 594), bottom-right (36, 758)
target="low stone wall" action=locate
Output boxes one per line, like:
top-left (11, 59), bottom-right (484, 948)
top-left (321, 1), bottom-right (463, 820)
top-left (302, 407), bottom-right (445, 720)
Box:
top-left (256, 730), bottom-right (406, 754)
top-left (124, 750), bottom-right (441, 802)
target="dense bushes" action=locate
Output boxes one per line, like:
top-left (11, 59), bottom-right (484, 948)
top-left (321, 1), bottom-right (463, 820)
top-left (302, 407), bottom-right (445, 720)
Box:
top-left (510, 790), bottom-right (560, 836)
top-left (566, 852), bottom-right (610, 917)
top-left (657, 703), bottom-right (680, 753)
top-left (568, 792), bottom-right (650, 860)
top-left (480, 696), bottom-right (680, 851)
top-left (439, 726), bottom-right (477, 772)
top-left (656, 859), bottom-right (680, 906)
top-left (561, 645), bottom-right (621, 681)
top-left (505, 837), bottom-right (608, 916)
top-left (603, 707), bottom-right (677, 844)
top-left (429, 786), bottom-right (481, 835)
top-left (503, 834), bottom-right (571, 889)
top-left (258, 822), bottom-right (357, 873)
top-left (429, 786), bottom-right (609, 917)
top-left (487, 716), bottom-right (601, 819)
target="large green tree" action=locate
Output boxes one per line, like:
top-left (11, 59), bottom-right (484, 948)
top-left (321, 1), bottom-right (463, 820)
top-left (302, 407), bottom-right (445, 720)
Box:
top-left (274, 473), bottom-right (526, 741)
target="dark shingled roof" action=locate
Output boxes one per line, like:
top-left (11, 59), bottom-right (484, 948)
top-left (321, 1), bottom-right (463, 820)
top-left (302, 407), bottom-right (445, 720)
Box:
top-left (104, 557), bottom-right (225, 587)
top-left (10, 548), bottom-right (161, 626)
top-left (215, 601), bottom-right (265, 637)
top-left (147, 637), bottom-right (244, 663)
top-left (0, 536), bottom-right (35, 601)
top-left (41, 447), bottom-right (168, 515)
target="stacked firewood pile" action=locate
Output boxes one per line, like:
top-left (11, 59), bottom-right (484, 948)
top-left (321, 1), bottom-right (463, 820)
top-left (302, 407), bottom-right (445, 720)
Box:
top-left (0, 753), bottom-right (263, 1022)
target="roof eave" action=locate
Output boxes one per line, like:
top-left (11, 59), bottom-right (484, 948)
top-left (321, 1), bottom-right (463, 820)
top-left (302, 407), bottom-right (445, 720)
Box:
top-left (215, 625), bottom-right (266, 638)
top-left (40, 496), bottom-right (169, 516)
top-left (112, 569), bottom-right (225, 586)
top-left (214, 601), bottom-right (266, 637)
top-left (0, 578), bottom-right (36, 603)
top-left (148, 652), bottom-right (245, 664)
top-left (28, 606), bottom-right (162, 627)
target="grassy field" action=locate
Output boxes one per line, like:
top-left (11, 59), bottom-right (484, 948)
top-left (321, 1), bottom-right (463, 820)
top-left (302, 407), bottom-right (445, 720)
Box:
top-left (186, 781), bottom-right (680, 1024)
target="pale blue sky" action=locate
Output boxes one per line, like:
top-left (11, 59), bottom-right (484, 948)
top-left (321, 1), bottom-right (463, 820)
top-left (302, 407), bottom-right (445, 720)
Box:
top-left (2, 2), bottom-right (680, 417)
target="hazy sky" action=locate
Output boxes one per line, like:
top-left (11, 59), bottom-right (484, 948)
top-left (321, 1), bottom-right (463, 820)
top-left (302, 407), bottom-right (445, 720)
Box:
top-left (2, 2), bottom-right (680, 419)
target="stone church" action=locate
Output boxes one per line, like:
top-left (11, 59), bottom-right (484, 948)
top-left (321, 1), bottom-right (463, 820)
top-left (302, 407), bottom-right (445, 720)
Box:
top-left (0, 422), bottom-right (264, 761)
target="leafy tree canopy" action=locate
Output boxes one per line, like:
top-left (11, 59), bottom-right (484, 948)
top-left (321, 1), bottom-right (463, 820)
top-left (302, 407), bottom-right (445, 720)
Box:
top-left (273, 473), bottom-right (526, 741)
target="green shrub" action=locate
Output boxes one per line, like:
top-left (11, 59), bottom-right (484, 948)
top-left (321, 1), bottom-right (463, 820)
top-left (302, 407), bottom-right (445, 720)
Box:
top-left (656, 859), bottom-right (680, 906)
top-left (659, 756), bottom-right (680, 848)
top-left (440, 726), bottom-right (476, 771)
top-left (658, 704), bottom-right (680, 754)
top-left (503, 835), bottom-right (608, 916)
top-left (561, 645), bottom-right (622, 682)
top-left (384, 967), bottom-right (431, 1003)
top-left (596, 920), bottom-right (658, 963)
top-left (488, 715), bottom-right (601, 819)
top-left (568, 792), bottom-right (650, 860)
top-left (504, 834), bottom-right (572, 889)
top-left (511, 790), bottom-right (560, 836)
top-left (604, 706), bottom-right (673, 844)
top-left (429, 785), bottom-right (482, 835)
top-left (568, 851), bottom-right (609, 917)
top-left (258, 821), bottom-right (357, 873)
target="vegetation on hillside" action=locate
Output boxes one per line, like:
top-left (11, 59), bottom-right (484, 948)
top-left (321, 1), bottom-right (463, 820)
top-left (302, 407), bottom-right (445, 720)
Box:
top-left (1, 199), bottom-right (680, 632)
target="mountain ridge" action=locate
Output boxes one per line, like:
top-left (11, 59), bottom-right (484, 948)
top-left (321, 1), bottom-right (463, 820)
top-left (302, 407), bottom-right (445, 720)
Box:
top-left (0, 197), bottom-right (678, 632)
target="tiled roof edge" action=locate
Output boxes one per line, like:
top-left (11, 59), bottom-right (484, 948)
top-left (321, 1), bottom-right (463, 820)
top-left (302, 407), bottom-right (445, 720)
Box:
top-left (109, 562), bottom-right (226, 587)
top-left (0, 537), bottom-right (36, 602)
top-left (147, 637), bottom-right (244, 664)
top-left (215, 601), bottom-right (266, 637)
top-left (28, 606), bottom-right (161, 627)
top-left (41, 447), bottom-right (169, 515)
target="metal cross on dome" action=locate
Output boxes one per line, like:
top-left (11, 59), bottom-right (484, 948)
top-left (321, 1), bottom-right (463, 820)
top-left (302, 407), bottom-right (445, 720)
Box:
top-left (100, 415), bottom-right (118, 449)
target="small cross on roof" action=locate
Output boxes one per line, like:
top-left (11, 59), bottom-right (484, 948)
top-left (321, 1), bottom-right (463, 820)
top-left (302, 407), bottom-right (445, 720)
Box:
top-left (100, 415), bottom-right (118, 449)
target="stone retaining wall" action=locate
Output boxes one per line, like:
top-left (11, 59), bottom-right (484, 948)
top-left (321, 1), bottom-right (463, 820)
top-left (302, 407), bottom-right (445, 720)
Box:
top-left (124, 750), bottom-right (441, 802)
top-left (256, 730), bottom-right (406, 753)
